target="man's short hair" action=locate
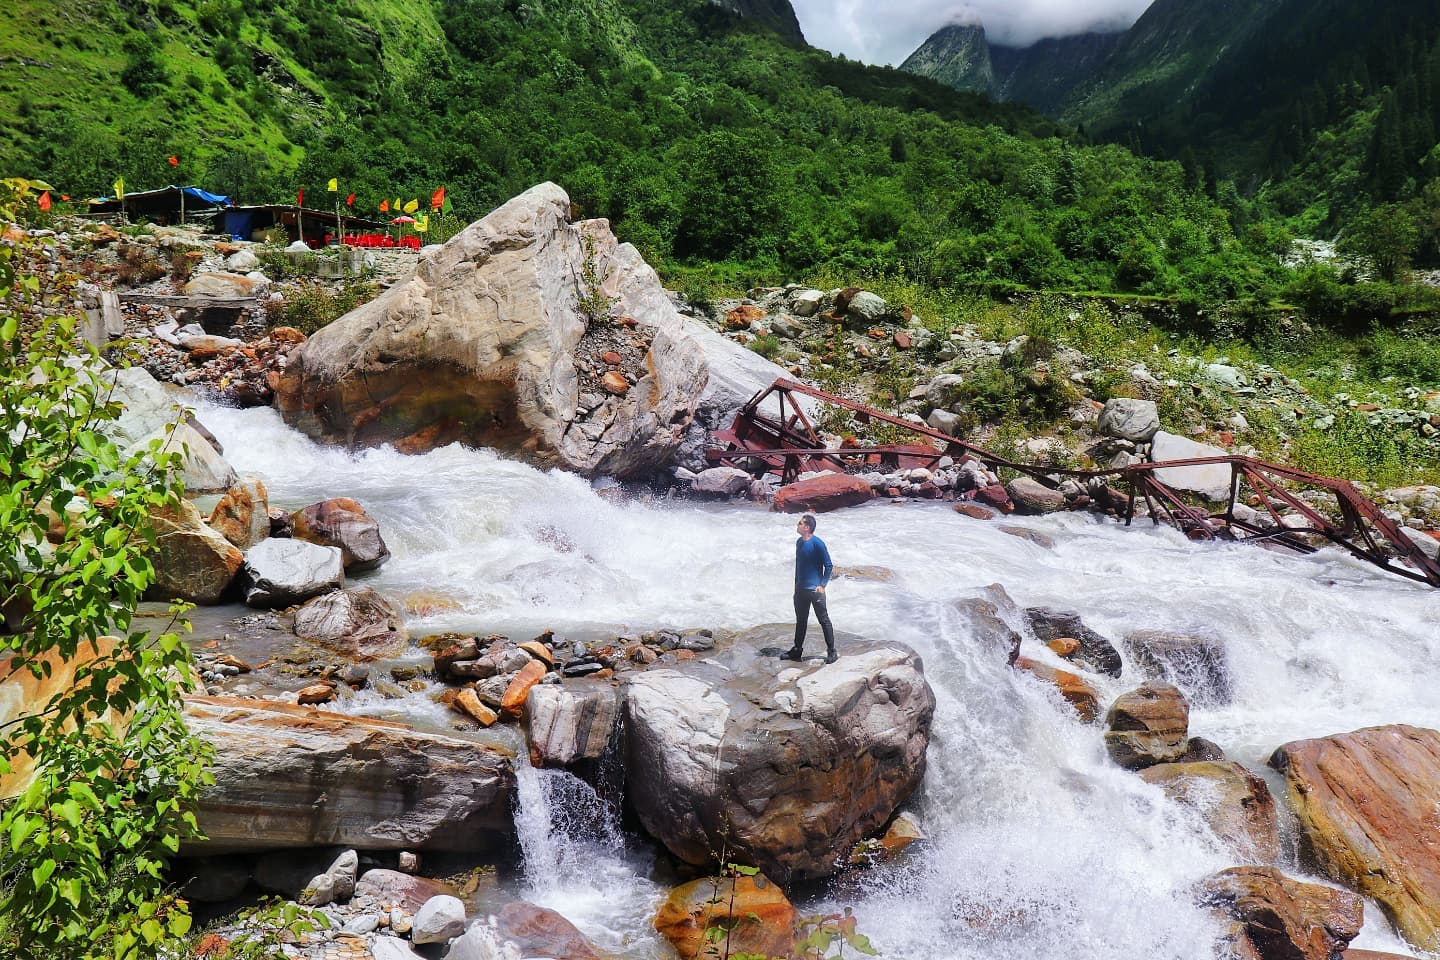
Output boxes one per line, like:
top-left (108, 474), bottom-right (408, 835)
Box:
top-left (800, 514), bottom-right (817, 531)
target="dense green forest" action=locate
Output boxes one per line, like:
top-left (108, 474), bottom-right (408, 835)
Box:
top-left (4, 0), bottom-right (1439, 318)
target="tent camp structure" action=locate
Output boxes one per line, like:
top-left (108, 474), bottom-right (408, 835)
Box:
top-left (85, 185), bottom-right (231, 223)
top-left (217, 204), bottom-right (387, 244)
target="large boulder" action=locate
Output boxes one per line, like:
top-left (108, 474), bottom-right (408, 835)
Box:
top-left (1269, 725), bottom-right (1440, 952)
top-left (102, 366), bottom-right (238, 494)
top-left (950, 584), bottom-right (1025, 666)
top-left (1024, 607), bottom-right (1123, 677)
top-left (654, 874), bottom-right (796, 960)
top-left (623, 633), bottom-right (934, 884)
top-left (1005, 476), bottom-right (1067, 514)
top-left (355, 869), bottom-right (458, 914)
top-left (290, 586), bottom-right (407, 660)
top-left (146, 499), bottom-right (244, 605)
top-left (1197, 866), bottom-right (1363, 960)
top-left (209, 474), bottom-right (271, 551)
top-left (495, 901), bottom-right (605, 960)
top-left (1097, 398), bottom-right (1160, 443)
top-left (1013, 656), bottom-right (1101, 722)
top-left (290, 497), bottom-right (390, 572)
top-left (523, 683), bottom-right (620, 770)
top-left (772, 473), bottom-right (873, 514)
top-left (1104, 681), bottom-right (1189, 770)
top-left (1150, 432), bottom-right (1233, 501)
top-left (242, 537), bottom-right (344, 608)
top-left (275, 182), bottom-right (797, 478)
top-left (1139, 761), bottom-right (1280, 862)
top-left (185, 696), bottom-right (513, 852)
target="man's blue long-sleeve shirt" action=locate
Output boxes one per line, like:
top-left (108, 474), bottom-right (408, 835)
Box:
top-left (795, 535), bottom-right (833, 591)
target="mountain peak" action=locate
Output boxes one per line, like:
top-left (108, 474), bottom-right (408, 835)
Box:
top-left (707, 0), bottom-right (806, 44)
top-left (899, 22), bottom-right (995, 96)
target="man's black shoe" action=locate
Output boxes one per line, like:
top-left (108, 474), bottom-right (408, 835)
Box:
top-left (780, 647), bottom-right (803, 662)
top-left (825, 651), bottom-right (838, 664)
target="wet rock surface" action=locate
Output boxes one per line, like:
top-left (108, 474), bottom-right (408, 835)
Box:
top-left (1104, 681), bottom-right (1190, 770)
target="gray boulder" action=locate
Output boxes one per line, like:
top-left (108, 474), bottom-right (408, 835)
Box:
top-left (693, 466), bottom-right (754, 496)
top-left (291, 587), bottom-right (407, 660)
top-left (924, 374), bottom-right (966, 410)
top-left (242, 537), bottom-right (344, 608)
top-left (412, 895), bottom-right (467, 945)
top-left (623, 629), bottom-right (934, 883)
top-left (1104, 681), bottom-right (1190, 770)
top-left (1125, 629), bottom-right (1232, 705)
top-left (1150, 432), bottom-right (1232, 501)
top-left (253, 847), bottom-right (358, 906)
top-left (186, 696), bottom-right (514, 852)
top-left (845, 290), bottom-right (888, 326)
top-left (1006, 477), bottom-right (1067, 514)
top-left (1025, 607), bottom-right (1123, 677)
top-left (524, 684), bottom-right (621, 769)
top-left (1097, 398), bottom-right (1160, 443)
top-left (102, 367), bottom-right (237, 493)
top-left (926, 408), bottom-right (961, 436)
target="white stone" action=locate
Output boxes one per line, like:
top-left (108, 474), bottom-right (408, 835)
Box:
top-left (241, 538), bottom-right (344, 608)
top-left (227, 249), bottom-right (261, 272)
top-left (372, 936), bottom-right (423, 960)
top-left (1150, 431), bottom-right (1234, 501)
top-left (412, 895), bottom-right (466, 945)
top-left (693, 466), bottom-right (753, 495)
top-left (789, 289), bottom-right (823, 316)
top-left (1097, 398), bottom-right (1160, 443)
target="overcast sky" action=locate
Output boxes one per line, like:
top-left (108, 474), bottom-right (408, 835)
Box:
top-left (790, 0), bottom-right (1155, 67)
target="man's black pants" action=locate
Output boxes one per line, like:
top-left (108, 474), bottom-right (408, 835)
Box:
top-left (793, 588), bottom-right (835, 655)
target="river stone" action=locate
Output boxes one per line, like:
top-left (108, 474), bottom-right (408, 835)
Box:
top-left (926, 408), bottom-right (961, 436)
top-left (496, 901), bottom-right (604, 960)
top-left (291, 497), bottom-right (390, 572)
top-left (524, 683), bottom-right (620, 769)
top-left (1140, 761), bottom-right (1280, 862)
top-left (1269, 724), bottom-right (1440, 952)
top-left (1104, 681), bottom-right (1189, 770)
top-left (146, 419), bottom-right (239, 494)
top-left (253, 847), bottom-right (358, 906)
top-left (693, 466), bottom-right (753, 496)
top-left (185, 271), bottom-right (266, 298)
top-left (1013, 656), bottom-right (1101, 722)
top-left (242, 537), bottom-right (344, 608)
top-left (291, 586), bottom-right (407, 660)
top-left (1150, 432), bottom-right (1233, 501)
top-left (772, 473), bottom-right (873, 514)
top-left (1097, 398), bottom-right (1160, 443)
top-left (102, 366), bottom-right (238, 494)
top-left (950, 584), bottom-right (1024, 666)
top-left (1124, 629), bottom-right (1232, 705)
top-left (623, 633), bottom-right (934, 884)
top-left (185, 696), bottom-right (513, 853)
top-left (146, 499), bottom-right (244, 605)
top-left (209, 474), bottom-right (271, 551)
top-left (355, 869), bottom-right (458, 915)
top-left (275, 182), bottom-right (798, 478)
top-left (1024, 607), bottom-right (1123, 677)
top-left (1005, 476), bottom-right (1067, 514)
top-left (1197, 866), bottom-right (1363, 960)
top-left (654, 874), bottom-right (796, 960)
top-left (413, 895), bottom-right (467, 945)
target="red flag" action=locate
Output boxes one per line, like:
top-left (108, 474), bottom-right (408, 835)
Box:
top-left (379, 199), bottom-right (389, 213)
top-left (37, 191), bottom-right (52, 211)
top-left (168, 155), bottom-right (179, 166)
top-left (60, 195), bottom-right (70, 201)
top-left (297, 188), bottom-right (304, 207)
top-left (430, 186), bottom-right (446, 211)
top-left (346, 192), bottom-right (356, 207)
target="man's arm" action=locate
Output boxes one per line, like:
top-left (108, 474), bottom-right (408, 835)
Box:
top-left (820, 541), bottom-right (833, 588)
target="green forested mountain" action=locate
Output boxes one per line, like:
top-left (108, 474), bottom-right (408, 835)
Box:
top-left (2, 0), bottom-right (1285, 299)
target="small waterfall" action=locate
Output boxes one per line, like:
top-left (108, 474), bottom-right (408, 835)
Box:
top-left (513, 762), bottom-right (625, 894)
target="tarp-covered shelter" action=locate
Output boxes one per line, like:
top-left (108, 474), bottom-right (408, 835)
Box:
top-left (217, 205), bottom-right (388, 243)
top-left (86, 185), bottom-right (231, 222)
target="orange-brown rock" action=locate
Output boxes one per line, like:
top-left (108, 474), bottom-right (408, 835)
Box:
top-left (496, 901), bottom-right (605, 959)
top-left (147, 499), bottom-right (244, 605)
top-left (725, 304), bottom-right (766, 329)
top-left (1197, 866), bottom-right (1363, 960)
top-left (1345, 951), bottom-right (1420, 960)
top-left (1104, 681), bottom-right (1189, 770)
top-left (601, 350), bottom-right (622, 365)
top-left (953, 503), bottom-right (995, 520)
top-left (518, 640), bottom-right (554, 666)
top-left (209, 475), bottom-right (271, 551)
top-left (291, 497), bottom-right (390, 572)
top-left (297, 683), bottom-right (337, 705)
top-left (893, 330), bottom-right (912, 349)
top-left (772, 473), bottom-right (873, 514)
top-left (1046, 636), bottom-right (1082, 658)
top-left (1014, 656), bottom-right (1101, 722)
top-left (601, 370), bottom-right (629, 394)
top-left (974, 484), bottom-right (1015, 513)
top-left (1270, 724), bottom-right (1440, 951)
top-left (501, 660), bottom-right (548, 720)
top-left (454, 689), bottom-right (499, 727)
top-left (654, 874), bottom-right (796, 960)
top-left (1140, 761), bottom-right (1280, 862)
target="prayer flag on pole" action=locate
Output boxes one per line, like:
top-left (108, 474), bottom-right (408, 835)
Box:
top-left (430, 186), bottom-right (446, 211)
top-left (442, 194), bottom-right (453, 215)
top-left (403, 198), bottom-right (419, 214)
top-left (327, 178), bottom-right (338, 192)
top-left (113, 177), bottom-right (125, 200)
top-left (37, 191), bottom-right (51, 211)
top-left (297, 188), bottom-right (304, 207)
top-left (415, 214), bottom-right (429, 233)
top-left (346, 192), bottom-right (356, 207)
top-left (168, 155), bottom-right (179, 166)
top-left (379, 199), bottom-right (390, 213)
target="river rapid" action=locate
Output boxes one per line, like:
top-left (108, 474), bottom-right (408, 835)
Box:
top-left (200, 402), bottom-right (1440, 959)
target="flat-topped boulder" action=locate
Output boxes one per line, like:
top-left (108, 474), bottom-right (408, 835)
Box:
top-left (1270, 724), bottom-right (1440, 952)
top-left (622, 626), bottom-right (934, 884)
top-left (275, 182), bottom-right (796, 478)
top-left (185, 696), bottom-right (514, 853)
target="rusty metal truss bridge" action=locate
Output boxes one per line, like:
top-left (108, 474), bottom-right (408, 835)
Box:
top-left (706, 379), bottom-right (1440, 589)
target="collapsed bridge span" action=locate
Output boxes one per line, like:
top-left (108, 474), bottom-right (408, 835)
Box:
top-left (705, 378), bottom-right (1440, 589)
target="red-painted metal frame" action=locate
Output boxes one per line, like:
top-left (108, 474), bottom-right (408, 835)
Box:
top-left (706, 379), bottom-right (1440, 588)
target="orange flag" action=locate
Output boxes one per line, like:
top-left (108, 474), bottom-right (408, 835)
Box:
top-left (168, 155), bottom-right (179, 166)
top-left (37, 191), bottom-right (52, 211)
top-left (346, 192), bottom-right (356, 207)
top-left (430, 186), bottom-right (446, 211)
top-left (379, 199), bottom-right (390, 213)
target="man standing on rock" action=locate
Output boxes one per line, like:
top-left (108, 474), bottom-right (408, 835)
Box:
top-left (783, 514), bottom-right (837, 664)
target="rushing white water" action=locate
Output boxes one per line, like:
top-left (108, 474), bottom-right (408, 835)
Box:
top-left (201, 403), bottom-right (1439, 958)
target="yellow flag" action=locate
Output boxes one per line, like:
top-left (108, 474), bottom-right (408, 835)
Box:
top-left (403, 198), bottom-right (419, 214)
top-left (113, 177), bottom-right (125, 200)
top-left (414, 214), bottom-right (429, 233)
top-left (327, 178), bottom-right (338, 191)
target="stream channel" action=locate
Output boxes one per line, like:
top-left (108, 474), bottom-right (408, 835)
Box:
top-left (191, 402), bottom-right (1440, 959)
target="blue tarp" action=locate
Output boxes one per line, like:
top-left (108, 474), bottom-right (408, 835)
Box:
top-left (178, 185), bottom-right (230, 206)
top-left (87, 184), bottom-right (231, 206)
